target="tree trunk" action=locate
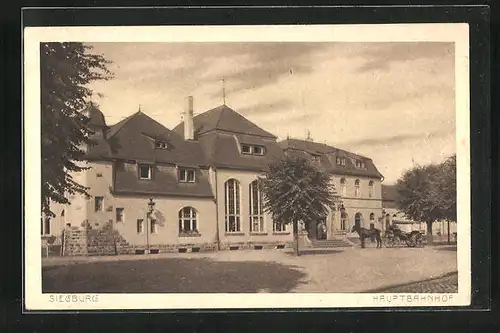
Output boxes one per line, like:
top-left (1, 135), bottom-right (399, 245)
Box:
top-left (293, 220), bottom-right (300, 256)
top-left (426, 222), bottom-right (433, 244)
top-left (447, 220), bottom-right (450, 244)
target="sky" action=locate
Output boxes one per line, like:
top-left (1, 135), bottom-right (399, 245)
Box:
top-left (87, 42), bottom-right (456, 184)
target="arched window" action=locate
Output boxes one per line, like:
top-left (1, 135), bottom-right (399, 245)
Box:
top-left (354, 179), bottom-right (360, 197)
top-left (368, 180), bottom-right (374, 198)
top-left (340, 178), bottom-right (346, 197)
top-left (249, 180), bottom-right (264, 232)
top-left (370, 213), bottom-right (375, 221)
top-left (340, 211), bottom-right (347, 230)
top-left (179, 207), bottom-right (197, 234)
top-left (355, 213), bottom-right (362, 228)
top-left (385, 213), bottom-right (390, 228)
top-left (225, 179), bottom-right (241, 232)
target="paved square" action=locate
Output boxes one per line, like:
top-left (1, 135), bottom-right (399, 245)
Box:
top-left (42, 246), bottom-right (457, 293)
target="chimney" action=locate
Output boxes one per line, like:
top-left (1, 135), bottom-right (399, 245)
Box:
top-left (184, 96), bottom-right (194, 140)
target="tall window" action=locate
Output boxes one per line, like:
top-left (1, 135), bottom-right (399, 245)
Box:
top-left (225, 179), bottom-right (241, 232)
top-left (137, 219), bottom-right (144, 234)
top-left (150, 219), bottom-right (157, 234)
top-left (249, 180), bottom-right (264, 232)
top-left (41, 217), bottom-right (51, 235)
top-left (355, 213), bottom-right (362, 228)
top-left (179, 207), bottom-right (198, 233)
top-left (354, 179), bottom-right (360, 197)
top-left (340, 212), bottom-right (347, 230)
top-left (94, 196), bottom-right (104, 212)
top-left (116, 207), bottom-right (124, 222)
top-left (368, 180), bottom-right (374, 198)
top-left (340, 178), bottom-right (346, 197)
top-left (370, 213), bottom-right (375, 221)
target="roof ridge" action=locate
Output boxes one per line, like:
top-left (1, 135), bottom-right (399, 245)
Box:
top-left (107, 111), bottom-right (140, 139)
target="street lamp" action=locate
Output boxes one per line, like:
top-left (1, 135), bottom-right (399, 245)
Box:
top-left (146, 197), bottom-right (155, 254)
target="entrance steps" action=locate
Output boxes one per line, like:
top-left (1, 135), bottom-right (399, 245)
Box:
top-left (311, 238), bottom-right (354, 248)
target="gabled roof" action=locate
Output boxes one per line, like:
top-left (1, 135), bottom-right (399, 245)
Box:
top-left (197, 131), bottom-right (284, 172)
top-left (87, 111), bottom-right (208, 167)
top-left (173, 104), bottom-right (277, 139)
top-left (279, 139), bottom-right (384, 179)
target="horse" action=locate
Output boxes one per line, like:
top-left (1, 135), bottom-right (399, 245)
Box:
top-left (351, 225), bottom-right (382, 248)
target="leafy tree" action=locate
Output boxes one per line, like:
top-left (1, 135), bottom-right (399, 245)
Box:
top-left (395, 155), bottom-right (456, 243)
top-left (432, 155), bottom-right (457, 222)
top-left (41, 42), bottom-right (112, 217)
top-left (260, 156), bottom-right (337, 255)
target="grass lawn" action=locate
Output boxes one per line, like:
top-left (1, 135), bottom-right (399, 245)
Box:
top-left (42, 245), bottom-right (457, 293)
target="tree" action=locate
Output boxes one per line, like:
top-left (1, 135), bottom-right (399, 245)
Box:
top-left (395, 155), bottom-right (456, 244)
top-left (41, 42), bottom-right (112, 217)
top-left (260, 156), bottom-right (337, 256)
top-left (431, 155), bottom-right (457, 222)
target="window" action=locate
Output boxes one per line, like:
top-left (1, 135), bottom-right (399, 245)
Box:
top-left (139, 164), bottom-right (152, 180)
top-left (249, 180), bottom-right (264, 232)
top-left (368, 180), bottom-right (374, 198)
top-left (150, 219), bottom-right (157, 234)
top-left (385, 213), bottom-right (390, 228)
top-left (155, 141), bottom-right (168, 149)
top-left (336, 157), bottom-right (341, 165)
top-left (41, 217), bottom-right (50, 235)
top-left (137, 219), bottom-right (144, 234)
top-left (311, 154), bottom-right (320, 162)
top-left (225, 179), bottom-right (241, 232)
top-left (340, 178), bottom-right (346, 197)
top-left (356, 160), bottom-right (365, 168)
top-left (179, 207), bottom-right (198, 234)
top-left (273, 221), bottom-right (287, 232)
top-left (94, 196), bottom-right (104, 212)
top-left (340, 212), bottom-right (347, 230)
top-left (253, 145), bottom-right (265, 156)
top-left (116, 208), bottom-right (124, 222)
top-left (241, 144), bottom-right (265, 156)
top-left (355, 213), bottom-right (362, 228)
top-left (179, 168), bottom-right (196, 183)
top-left (242, 144), bottom-right (252, 154)
top-left (370, 213), bottom-right (375, 221)
top-left (341, 158), bottom-right (346, 166)
top-left (354, 179), bottom-right (360, 197)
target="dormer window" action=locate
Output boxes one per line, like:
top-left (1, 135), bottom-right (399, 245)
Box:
top-left (253, 145), bottom-right (265, 156)
top-left (241, 144), bottom-right (265, 156)
top-left (311, 154), bottom-right (320, 162)
top-left (139, 164), bottom-right (152, 180)
top-left (336, 157), bottom-right (341, 165)
top-left (336, 157), bottom-right (346, 166)
top-left (179, 168), bottom-right (196, 183)
top-left (155, 141), bottom-right (168, 149)
top-left (355, 160), bottom-right (365, 169)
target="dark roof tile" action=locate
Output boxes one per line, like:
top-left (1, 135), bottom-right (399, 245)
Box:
top-left (173, 104), bottom-right (277, 139)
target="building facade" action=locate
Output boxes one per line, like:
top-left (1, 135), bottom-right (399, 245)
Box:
top-left (46, 97), bottom-right (386, 253)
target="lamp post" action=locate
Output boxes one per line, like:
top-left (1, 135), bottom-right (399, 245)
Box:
top-left (146, 197), bottom-right (155, 254)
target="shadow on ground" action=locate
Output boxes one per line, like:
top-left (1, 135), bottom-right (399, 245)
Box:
top-left (286, 249), bottom-right (344, 256)
top-left (42, 257), bottom-right (307, 293)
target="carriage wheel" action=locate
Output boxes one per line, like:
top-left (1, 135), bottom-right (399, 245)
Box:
top-left (385, 237), bottom-right (395, 248)
top-left (406, 239), bottom-right (416, 247)
top-left (415, 235), bottom-right (426, 248)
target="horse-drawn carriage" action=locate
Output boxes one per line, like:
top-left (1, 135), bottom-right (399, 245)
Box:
top-left (384, 225), bottom-right (427, 248)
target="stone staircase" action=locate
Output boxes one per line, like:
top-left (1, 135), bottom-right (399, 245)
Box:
top-left (311, 238), bottom-right (354, 248)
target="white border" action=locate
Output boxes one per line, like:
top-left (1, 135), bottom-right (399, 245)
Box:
top-left (24, 24), bottom-right (471, 310)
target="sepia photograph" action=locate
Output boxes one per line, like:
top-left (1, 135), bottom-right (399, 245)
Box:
top-left (24, 24), bottom-right (471, 309)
